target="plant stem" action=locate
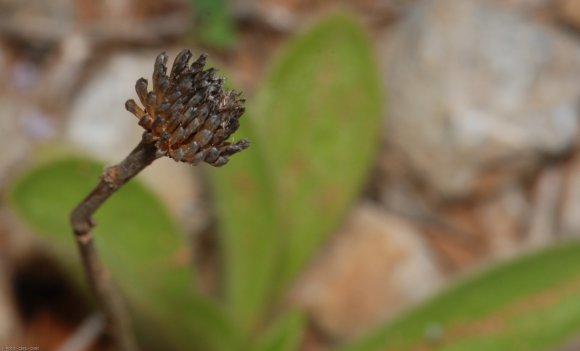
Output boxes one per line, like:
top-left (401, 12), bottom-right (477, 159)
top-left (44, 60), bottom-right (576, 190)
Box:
top-left (70, 142), bottom-right (159, 351)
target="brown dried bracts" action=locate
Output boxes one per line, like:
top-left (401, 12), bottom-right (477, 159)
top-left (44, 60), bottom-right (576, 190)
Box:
top-left (125, 49), bottom-right (249, 167)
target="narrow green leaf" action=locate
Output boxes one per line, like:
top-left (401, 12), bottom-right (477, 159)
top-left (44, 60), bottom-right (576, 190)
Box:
top-left (6, 157), bottom-right (240, 351)
top-left (208, 124), bottom-right (279, 334)
top-left (341, 241), bottom-right (580, 351)
top-left (253, 13), bottom-right (382, 289)
top-left (252, 310), bottom-right (305, 351)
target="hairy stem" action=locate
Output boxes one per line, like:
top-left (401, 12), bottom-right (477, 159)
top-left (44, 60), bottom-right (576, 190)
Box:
top-left (70, 142), bottom-right (159, 351)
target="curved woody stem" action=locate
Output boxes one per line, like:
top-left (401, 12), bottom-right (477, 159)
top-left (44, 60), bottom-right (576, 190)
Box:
top-left (69, 142), bottom-right (159, 351)
top-left (68, 49), bottom-right (249, 351)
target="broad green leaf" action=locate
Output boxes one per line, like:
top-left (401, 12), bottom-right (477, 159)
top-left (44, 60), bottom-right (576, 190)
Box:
top-left (341, 241), bottom-right (580, 351)
top-left (252, 310), bottom-right (305, 351)
top-left (6, 157), bottom-right (240, 351)
top-left (208, 13), bottom-right (382, 335)
top-left (253, 14), bottom-right (382, 290)
top-left (208, 124), bottom-right (279, 334)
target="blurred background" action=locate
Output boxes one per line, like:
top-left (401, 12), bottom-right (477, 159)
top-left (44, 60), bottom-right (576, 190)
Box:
top-left (2, 0), bottom-right (580, 350)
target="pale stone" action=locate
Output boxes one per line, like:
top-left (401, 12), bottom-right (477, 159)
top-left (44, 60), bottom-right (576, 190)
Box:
top-left (292, 203), bottom-right (442, 340)
top-left (381, 0), bottom-right (580, 199)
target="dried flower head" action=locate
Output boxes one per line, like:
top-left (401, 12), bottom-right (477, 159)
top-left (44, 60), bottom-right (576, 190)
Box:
top-left (125, 49), bottom-right (249, 166)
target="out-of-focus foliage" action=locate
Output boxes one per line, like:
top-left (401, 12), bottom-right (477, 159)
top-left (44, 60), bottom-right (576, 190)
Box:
top-left (189, 0), bottom-right (236, 49)
top-left (6, 157), bottom-right (240, 351)
top-left (253, 310), bottom-right (305, 351)
top-left (342, 241), bottom-right (580, 351)
top-left (209, 122), bottom-right (280, 334)
top-left (254, 13), bottom-right (382, 289)
top-left (209, 12), bottom-right (382, 335)
top-left (5, 12), bottom-right (382, 351)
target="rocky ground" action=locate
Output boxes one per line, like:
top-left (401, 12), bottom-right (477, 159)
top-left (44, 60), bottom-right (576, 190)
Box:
top-left (1, 0), bottom-right (580, 350)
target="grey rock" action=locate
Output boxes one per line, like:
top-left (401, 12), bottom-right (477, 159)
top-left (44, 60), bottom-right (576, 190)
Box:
top-left (66, 52), bottom-right (151, 161)
top-left (382, 0), bottom-right (580, 199)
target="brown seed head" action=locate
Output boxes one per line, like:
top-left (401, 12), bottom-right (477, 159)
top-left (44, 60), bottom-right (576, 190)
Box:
top-left (125, 50), bottom-right (249, 166)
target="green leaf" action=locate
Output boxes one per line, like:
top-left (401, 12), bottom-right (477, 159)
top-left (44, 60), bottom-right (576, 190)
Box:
top-left (252, 310), bottom-right (305, 351)
top-left (208, 124), bottom-right (280, 334)
top-left (253, 13), bottom-right (382, 291)
top-left (6, 156), bottom-right (240, 351)
top-left (208, 13), bottom-right (382, 336)
top-left (190, 0), bottom-right (236, 49)
top-left (341, 241), bottom-right (580, 351)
